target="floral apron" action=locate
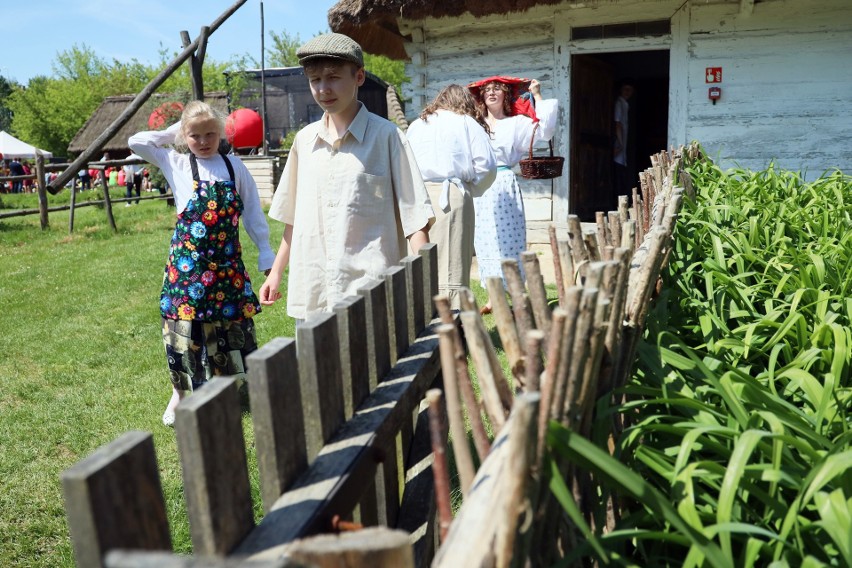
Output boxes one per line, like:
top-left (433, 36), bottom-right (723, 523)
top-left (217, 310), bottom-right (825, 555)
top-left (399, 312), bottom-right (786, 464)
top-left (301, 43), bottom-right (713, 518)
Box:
top-left (160, 152), bottom-right (261, 322)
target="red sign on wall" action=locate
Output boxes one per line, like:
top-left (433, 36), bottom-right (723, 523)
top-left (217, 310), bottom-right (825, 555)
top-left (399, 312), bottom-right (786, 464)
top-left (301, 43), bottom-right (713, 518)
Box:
top-left (706, 67), bottom-right (723, 83)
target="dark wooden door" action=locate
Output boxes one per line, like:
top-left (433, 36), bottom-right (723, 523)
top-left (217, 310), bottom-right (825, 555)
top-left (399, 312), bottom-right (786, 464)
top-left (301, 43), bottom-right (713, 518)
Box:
top-left (570, 55), bottom-right (614, 220)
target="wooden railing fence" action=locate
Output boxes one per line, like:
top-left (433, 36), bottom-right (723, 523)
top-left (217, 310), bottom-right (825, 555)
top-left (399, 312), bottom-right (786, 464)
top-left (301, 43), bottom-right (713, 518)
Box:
top-left (428, 144), bottom-right (698, 567)
top-left (0, 155), bottom-right (171, 232)
top-left (62, 243), bottom-right (444, 568)
top-left (61, 143), bottom-right (699, 567)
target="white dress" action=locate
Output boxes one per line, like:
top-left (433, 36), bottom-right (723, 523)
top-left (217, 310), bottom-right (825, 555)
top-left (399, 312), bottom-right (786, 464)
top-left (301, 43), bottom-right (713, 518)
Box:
top-left (473, 99), bottom-right (558, 285)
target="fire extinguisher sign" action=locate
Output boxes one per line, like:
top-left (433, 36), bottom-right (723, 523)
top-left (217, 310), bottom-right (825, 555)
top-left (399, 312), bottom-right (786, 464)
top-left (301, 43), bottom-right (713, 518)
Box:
top-left (706, 67), bottom-right (723, 83)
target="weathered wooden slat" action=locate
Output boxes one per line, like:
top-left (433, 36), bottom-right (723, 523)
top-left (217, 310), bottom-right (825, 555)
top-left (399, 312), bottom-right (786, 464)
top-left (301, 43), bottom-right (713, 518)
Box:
top-left (297, 313), bottom-right (345, 462)
top-left (233, 325), bottom-right (442, 560)
top-left (333, 295), bottom-right (370, 420)
top-left (358, 278), bottom-right (391, 388)
top-left (402, 254), bottom-right (425, 338)
top-left (521, 251), bottom-right (552, 338)
top-left (385, 264), bottom-right (410, 365)
top-left (61, 431), bottom-right (171, 568)
top-left (246, 337), bottom-right (307, 514)
top-left (175, 377), bottom-right (254, 556)
top-left (419, 243), bottom-right (438, 322)
top-left (286, 527), bottom-right (414, 568)
top-left (398, 399), bottom-right (438, 568)
top-left (105, 550), bottom-right (296, 567)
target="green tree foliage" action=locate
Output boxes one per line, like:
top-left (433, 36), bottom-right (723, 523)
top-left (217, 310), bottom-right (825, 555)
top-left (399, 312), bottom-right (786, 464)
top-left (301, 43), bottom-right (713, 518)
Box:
top-left (266, 30), bottom-right (302, 68)
top-left (0, 75), bottom-right (17, 132)
top-left (363, 53), bottom-right (407, 95)
top-left (7, 43), bottom-right (251, 157)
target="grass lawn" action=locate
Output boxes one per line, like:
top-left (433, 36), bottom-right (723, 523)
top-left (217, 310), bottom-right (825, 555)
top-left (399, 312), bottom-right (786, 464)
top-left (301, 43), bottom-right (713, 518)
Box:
top-left (0, 188), bottom-right (505, 567)
top-left (0, 189), bottom-right (300, 566)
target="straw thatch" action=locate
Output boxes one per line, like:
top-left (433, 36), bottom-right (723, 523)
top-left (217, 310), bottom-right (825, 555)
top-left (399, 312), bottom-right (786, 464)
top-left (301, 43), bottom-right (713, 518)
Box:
top-left (67, 92), bottom-right (230, 156)
top-left (328, 0), bottom-right (562, 59)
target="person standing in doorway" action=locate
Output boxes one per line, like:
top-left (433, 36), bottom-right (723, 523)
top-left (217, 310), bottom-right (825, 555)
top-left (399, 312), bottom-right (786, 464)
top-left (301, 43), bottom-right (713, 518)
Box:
top-left (613, 79), bottom-right (635, 196)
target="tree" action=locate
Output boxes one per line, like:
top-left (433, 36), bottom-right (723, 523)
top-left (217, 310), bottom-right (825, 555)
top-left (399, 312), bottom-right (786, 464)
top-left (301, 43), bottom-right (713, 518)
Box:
top-left (266, 30), bottom-right (301, 68)
top-left (363, 53), bottom-right (408, 97)
top-left (0, 76), bottom-right (17, 132)
top-left (7, 43), bottom-right (251, 157)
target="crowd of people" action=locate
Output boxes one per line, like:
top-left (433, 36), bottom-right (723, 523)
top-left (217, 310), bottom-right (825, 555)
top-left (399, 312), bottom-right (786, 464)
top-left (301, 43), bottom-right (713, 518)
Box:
top-left (121, 32), bottom-right (562, 426)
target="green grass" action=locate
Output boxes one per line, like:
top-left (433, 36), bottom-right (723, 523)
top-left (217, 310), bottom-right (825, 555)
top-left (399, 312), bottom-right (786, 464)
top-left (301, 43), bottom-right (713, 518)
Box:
top-left (0, 189), bottom-right (296, 567)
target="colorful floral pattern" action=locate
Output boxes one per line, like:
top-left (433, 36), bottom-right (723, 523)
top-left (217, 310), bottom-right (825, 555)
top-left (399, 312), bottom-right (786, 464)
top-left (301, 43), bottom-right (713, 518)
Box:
top-left (160, 177), bottom-right (261, 321)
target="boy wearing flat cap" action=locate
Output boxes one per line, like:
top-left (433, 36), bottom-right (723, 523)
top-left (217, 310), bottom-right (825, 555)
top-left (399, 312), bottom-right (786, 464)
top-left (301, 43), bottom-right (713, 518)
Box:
top-left (259, 33), bottom-right (434, 320)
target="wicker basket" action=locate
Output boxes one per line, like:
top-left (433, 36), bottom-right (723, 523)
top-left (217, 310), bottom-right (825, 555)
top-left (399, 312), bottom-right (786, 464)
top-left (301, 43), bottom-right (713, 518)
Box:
top-left (519, 123), bottom-right (564, 180)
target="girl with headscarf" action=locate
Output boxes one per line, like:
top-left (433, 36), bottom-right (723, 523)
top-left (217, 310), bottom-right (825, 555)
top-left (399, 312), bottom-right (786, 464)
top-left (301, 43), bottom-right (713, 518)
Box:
top-left (468, 76), bottom-right (558, 313)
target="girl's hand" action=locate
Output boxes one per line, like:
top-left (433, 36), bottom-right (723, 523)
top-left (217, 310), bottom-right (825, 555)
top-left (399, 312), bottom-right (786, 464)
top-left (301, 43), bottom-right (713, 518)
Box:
top-left (529, 79), bottom-right (541, 97)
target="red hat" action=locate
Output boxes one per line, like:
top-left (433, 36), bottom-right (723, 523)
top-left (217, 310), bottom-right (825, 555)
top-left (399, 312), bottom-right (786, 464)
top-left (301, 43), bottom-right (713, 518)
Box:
top-left (467, 75), bottom-right (538, 121)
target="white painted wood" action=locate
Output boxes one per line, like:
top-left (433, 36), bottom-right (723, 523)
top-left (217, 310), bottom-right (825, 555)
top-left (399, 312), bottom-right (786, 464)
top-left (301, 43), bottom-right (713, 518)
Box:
top-left (398, 0), bottom-right (852, 237)
top-left (241, 156), bottom-right (280, 206)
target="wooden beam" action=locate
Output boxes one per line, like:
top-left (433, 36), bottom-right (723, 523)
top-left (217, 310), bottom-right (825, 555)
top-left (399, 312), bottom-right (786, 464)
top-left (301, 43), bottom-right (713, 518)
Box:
top-left (740, 0), bottom-right (755, 16)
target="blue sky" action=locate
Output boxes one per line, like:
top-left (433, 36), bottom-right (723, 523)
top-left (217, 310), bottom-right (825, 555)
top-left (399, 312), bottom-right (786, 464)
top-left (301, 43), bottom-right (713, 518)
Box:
top-left (2, 0), bottom-right (334, 84)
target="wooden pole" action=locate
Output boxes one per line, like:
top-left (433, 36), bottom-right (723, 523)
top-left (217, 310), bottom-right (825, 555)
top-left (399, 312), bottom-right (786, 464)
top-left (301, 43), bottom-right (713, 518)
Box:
top-left (521, 252), bottom-right (551, 339)
top-left (460, 311), bottom-right (509, 433)
top-left (437, 324), bottom-right (476, 497)
top-left (69, 179), bottom-right (78, 233)
top-left (549, 225), bottom-right (566, 307)
top-left (100, 169), bottom-right (117, 232)
top-left (486, 276), bottom-right (523, 380)
top-left (434, 295), bottom-right (491, 461)
top-left (502, 259), bottom-right (533, 342)
top-left (35, 152), bottom-right (48, 229)
top-left (47, 0), bottom-right (249, 193)
top-left (425, 389), bottom-right (454, 543)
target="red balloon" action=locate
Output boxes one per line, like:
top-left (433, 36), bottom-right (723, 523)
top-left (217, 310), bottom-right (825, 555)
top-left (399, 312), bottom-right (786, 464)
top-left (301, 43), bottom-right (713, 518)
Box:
top-left (226, 108), bottom-right (263, 148)
top-left (148, 101), bottom-right (184, 129)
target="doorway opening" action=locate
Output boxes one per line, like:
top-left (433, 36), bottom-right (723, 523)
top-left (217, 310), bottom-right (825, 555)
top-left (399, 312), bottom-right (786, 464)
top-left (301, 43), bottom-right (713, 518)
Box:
top-left (569, 50), bottom-right (670, 220)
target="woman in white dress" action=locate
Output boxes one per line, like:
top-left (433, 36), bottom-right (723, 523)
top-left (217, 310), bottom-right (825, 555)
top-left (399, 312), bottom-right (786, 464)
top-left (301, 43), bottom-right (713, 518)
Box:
top-left (468, 76), bottom-right (558, 313)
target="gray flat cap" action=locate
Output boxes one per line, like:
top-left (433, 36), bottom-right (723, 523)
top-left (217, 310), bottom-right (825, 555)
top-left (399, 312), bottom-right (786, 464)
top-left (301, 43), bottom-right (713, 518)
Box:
top-left (297, 33), bottom-right (364, 67)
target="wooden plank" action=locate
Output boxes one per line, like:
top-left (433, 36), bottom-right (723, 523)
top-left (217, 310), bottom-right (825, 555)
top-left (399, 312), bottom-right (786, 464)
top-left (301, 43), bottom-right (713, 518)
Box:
top-left (105, 550), bottom-right (296, 567)
top-left (296, 313), bottom-right (345, 462)
top-left (246, 337), bottom-right (307, 514)
top-left (333, 295), bottom-right (370, 420)
top-left (233, 324), bottom-right (442, 560)
top-left (396, 401), bottom-right (438, 568)
top-left (385, 264), bottom-right (410, 365)
top-left (402, 254), bottom-right (425, 337)
top-left (175, 377), bottom-right (254, 556)
top-left (358, 278), bottom-right (391, 388)
top-left (62, 431), bottom-right (171, 568)
top-left (286, 528), bottom-right (414, 568)
top-left (419, 243), bottom-right (438, 322)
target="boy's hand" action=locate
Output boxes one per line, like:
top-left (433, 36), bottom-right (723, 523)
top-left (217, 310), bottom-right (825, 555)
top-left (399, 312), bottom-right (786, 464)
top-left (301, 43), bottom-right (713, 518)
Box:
top-left (259, 274), bottom-right (283, 305)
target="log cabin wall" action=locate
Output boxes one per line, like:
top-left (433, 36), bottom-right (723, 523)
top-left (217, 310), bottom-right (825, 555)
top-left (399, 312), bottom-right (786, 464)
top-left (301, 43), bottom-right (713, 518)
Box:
top-left (396, 0), bottom-right (852, 242)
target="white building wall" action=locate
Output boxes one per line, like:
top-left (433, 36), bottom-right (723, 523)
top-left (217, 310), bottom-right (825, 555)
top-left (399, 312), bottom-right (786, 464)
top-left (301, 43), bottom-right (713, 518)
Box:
top-left (685, 0), bottom-right (852, 177)
top-left (399, 0), bottom-right (852, 240)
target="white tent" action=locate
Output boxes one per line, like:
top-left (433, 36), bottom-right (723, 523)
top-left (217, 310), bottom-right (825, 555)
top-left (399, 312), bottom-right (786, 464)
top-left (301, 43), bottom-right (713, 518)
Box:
top-left (0, 131), bottom-right (53, 159)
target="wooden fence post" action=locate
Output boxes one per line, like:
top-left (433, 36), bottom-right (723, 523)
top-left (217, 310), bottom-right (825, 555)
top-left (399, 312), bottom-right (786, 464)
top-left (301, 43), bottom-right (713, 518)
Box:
top-left (246, 337), bottom-right (307, 513)
top-left (418, 243), bottom-right (438, 322)
top-left (296, 313), bottom-right (345, 462)
top-left (175, 377), bottom-right (254, 556)
top-left (61, 431), bottom-right (171, 567)
top-left (35, 153), bottom-right (48, 229)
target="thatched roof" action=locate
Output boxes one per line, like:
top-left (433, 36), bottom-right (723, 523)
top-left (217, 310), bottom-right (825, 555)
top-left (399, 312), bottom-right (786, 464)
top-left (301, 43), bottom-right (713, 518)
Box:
top-left (67, 93), bottom-right (229, 156)
top-left (328, 0), bottom-right (563, 59)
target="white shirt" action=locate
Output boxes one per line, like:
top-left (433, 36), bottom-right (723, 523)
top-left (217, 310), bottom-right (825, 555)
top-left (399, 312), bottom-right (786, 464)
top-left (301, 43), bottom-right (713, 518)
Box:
top-left (128, 122), bottom-right (276, 272)
top-left (268, 104), bottom-right (434, 320)
top-left (489, 99), bottom-right (559, 167)
top-left (406, 110), bottom-right (497, 208)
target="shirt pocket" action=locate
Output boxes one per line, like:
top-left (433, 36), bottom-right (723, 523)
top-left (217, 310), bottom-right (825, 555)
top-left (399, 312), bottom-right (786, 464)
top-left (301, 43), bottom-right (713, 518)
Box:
top-left (346, 172), bottom-right (389, 217)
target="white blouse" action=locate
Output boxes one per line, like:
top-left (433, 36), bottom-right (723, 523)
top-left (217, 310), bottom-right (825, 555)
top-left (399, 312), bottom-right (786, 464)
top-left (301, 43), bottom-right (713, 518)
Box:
top-left (489, 99), bottom-right (559, 167)
top-left (128, 122), bottom-right (276, 272)
top-left (406, 110), bottom-right (497, 202)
